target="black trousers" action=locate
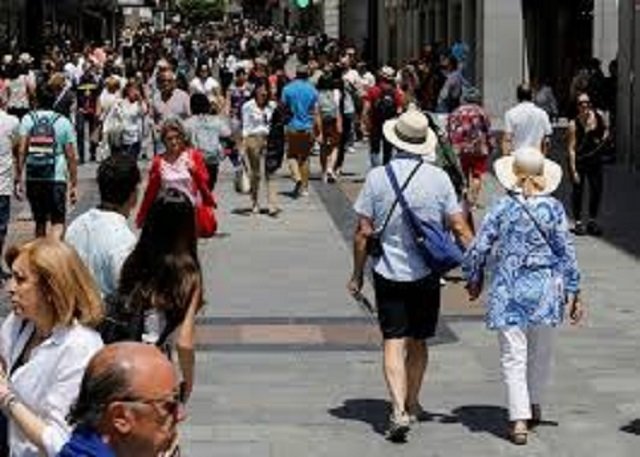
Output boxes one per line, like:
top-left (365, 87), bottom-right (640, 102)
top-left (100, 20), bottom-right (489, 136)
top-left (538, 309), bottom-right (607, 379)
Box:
top-left (572, 158), bottom-right (603, 221)
top-left (335, 113), bottom-right (354, 171)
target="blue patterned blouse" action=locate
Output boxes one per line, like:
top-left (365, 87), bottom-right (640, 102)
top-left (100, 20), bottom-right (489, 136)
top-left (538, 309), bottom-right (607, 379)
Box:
top-left (463, 194), bottom-right (581, 330)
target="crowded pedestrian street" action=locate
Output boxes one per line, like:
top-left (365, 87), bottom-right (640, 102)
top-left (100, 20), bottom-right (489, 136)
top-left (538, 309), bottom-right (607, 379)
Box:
top-left (1, 139), bottom-right (639, 456)
top-left (0, 1), bottom-right (638, 456)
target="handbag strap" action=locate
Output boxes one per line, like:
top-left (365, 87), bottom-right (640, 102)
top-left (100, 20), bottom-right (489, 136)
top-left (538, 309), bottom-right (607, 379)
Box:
top-left (509, 193), bottom-right (559, 257)
top-left (385, 163), bottom-right (421, 234)
top-left (377, 160), bottom-right (423, 236)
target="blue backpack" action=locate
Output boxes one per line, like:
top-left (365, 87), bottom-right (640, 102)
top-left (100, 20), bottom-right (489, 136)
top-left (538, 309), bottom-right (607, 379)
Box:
top-left (385, 163), bottom-right (463, 275)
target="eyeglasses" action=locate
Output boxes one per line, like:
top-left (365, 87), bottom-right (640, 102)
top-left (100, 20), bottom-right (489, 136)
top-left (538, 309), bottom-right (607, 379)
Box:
top-left (578, 100), bottom-right (591, 106)
top-left (115, 393), bottom-right (182, 420)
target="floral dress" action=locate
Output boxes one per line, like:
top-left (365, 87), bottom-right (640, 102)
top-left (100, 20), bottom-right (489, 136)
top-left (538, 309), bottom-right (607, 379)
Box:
top-left (463, 194), bottom-right (581, 329)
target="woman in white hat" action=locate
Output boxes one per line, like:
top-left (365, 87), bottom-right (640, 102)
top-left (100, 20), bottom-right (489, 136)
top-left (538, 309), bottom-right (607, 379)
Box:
top-left (463, 147), bottom-right (584, 445)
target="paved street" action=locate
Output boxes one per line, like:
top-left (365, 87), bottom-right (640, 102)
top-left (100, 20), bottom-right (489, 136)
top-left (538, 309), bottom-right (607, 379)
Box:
top-left (183, 144), bottom-right (640, 456)
top-left (2, 144), bottom-right (640, 456)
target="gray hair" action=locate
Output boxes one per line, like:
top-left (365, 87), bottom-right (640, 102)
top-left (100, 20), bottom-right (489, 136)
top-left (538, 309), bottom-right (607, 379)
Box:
top-left (67, 359), bottom-right (132, 428)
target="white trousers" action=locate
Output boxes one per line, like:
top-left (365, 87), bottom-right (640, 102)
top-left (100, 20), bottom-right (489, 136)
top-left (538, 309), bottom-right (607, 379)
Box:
top-left (498, 326), bottom-right (555, 421)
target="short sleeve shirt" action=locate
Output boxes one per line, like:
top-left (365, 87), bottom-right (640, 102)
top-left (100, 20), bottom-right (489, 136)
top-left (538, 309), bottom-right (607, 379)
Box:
top-left (19, 110), bottom-right (76, 183)
top-left (354, 157), bottom-right (461, 281)
top-left (282, 79), bottom-right (319, 131)
top-left (65, 209), bottom-right (136, 297)
top-left (152, 89), bottom-right (191, 124)
top-left (0, 111), bottom-right (20, 195)
top-left (504, 101), bottom-right (553, 151)
top-left (365, 84), bottom-right (404, 129)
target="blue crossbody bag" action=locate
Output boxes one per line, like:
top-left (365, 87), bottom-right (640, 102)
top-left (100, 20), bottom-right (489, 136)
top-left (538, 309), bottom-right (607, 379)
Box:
top-left (385, 163), bottom-right (464, 275)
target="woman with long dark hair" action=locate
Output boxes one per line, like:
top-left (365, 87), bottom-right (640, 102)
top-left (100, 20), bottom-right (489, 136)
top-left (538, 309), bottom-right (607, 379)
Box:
top-left (119, 188), bottom-right (204, 403)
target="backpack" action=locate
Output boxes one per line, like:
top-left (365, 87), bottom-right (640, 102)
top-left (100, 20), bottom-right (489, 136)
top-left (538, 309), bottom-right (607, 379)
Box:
top-left (374, 87), bottom-right (397, 124)
top-left (318, 91), bottom-right (338, 120)
top-left (25, 113), bottom-right (61, 181)
top-left (99, 291), bottom-right (177, 347)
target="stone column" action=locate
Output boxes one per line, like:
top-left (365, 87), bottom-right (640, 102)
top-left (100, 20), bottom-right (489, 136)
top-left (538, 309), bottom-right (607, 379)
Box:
top-left (480, 0), bottom-right (525, 127)
top-left (593, 0), bottom-right (619, 68)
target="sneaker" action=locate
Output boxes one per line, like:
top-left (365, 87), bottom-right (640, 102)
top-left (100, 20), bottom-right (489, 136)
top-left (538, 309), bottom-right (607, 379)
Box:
top-left (300, 189), bottom-right (310, 197)
top-left (327, 171), bottom-right (337, 183)
top-left (385, 412), bottom-right (410, 443)
top-left (573, 221), bottom-right (587, 236)
top-left (407, 404), bottom-right (427, 424)
top-left (587, 220), bottom-right (603, 237)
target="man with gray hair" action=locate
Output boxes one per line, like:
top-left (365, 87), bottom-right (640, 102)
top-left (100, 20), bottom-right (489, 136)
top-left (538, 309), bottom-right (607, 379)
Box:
top-left (151, 70), bottom-right (190, 154)
top-left (57, 343), bottom-right (185, 457)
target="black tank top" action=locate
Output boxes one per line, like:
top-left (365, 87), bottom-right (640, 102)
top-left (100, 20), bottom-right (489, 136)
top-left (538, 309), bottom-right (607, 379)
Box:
top-left (575, 111), bottom-right (606, 157)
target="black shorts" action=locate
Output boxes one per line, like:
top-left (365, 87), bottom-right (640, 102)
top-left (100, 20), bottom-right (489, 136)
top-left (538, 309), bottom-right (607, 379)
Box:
top-left (373, 272), bottom-right (441, 340)
top-left (26, 181), bottom-right (67, 225)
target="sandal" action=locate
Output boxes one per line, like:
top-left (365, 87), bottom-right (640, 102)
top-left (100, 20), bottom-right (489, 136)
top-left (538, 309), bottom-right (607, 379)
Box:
top-left (509, 421), bottom-right (528, 446)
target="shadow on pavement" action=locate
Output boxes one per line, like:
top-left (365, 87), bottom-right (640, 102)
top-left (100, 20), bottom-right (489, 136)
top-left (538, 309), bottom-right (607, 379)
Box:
top-left (329, 400), bottom-right (525, 443)
top-left (620, 419), bottom-right (640, 435)
top-left (328, 399), bottom-right (390, 435)
top-left (448, 405), bottom-right (510, 441)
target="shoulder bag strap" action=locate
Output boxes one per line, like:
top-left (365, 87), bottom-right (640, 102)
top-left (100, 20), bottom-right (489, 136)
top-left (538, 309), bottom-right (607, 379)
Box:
top-left (376, 160), bottom-right (422, 236)
top-left (385, 163), bottom-right (421, 234)
top-left (509, 193), bottom-right (559, 257)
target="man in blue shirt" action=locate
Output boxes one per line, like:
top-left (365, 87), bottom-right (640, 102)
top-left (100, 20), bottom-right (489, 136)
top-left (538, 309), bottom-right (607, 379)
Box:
top-left (65, 155), bottom-right (140, 298)
top-left (281, 65), bottom-right (320, 197)
top-left (58, 343), bottom-right (184, 457)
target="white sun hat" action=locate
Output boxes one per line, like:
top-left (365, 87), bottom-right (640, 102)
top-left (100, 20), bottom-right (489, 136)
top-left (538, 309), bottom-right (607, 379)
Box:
top-left (494, 147), bottom-right (563, 196)
top-left (382, 106), bottom-right (438, 160)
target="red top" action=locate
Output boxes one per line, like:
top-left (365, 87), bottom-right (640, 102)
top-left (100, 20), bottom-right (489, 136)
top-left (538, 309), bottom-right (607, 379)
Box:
top-left (365, 83), bottom-right (404, 128)
top-left (136, 148), bottom-right (216, 228)
top-left (446, 103), bottom-right (493, 156)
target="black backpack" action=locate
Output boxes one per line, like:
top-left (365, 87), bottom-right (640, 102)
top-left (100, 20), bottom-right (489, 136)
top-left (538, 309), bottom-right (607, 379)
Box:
top-left (25, 113), bottom-right (61, 181)
top-left (374, 87), bottom-right (398, 124)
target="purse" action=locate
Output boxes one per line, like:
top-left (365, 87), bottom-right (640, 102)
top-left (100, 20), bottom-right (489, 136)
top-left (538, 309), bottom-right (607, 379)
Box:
top-left (386, 165), bottom-right (464, 275)
top-left (196, 203), bottom-right (217, 238)
top-left (367, 161), bottom-right (423, 258)
top-left (189, 149), bottom-right (218, 238)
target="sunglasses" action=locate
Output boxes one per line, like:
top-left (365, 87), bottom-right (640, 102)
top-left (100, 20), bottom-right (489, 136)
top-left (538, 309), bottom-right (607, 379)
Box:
top-left (578, 100), bottom-right (591, 106)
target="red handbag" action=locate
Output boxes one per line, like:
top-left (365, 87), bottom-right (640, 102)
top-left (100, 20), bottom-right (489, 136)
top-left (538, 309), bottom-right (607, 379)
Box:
top-left (189, 149), bottom-right (218, 238)
top-left (196, 203), bottom-right (217, 238)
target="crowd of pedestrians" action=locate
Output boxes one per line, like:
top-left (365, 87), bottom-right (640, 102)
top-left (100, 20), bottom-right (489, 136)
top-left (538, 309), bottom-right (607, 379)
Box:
top-left (0, 14), bottom-right (620, 455)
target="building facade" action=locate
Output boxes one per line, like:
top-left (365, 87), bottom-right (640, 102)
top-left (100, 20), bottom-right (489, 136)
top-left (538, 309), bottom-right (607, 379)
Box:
top-left (1, 0), bottom-right (119, 54)
top-left (377, 0), bottom-right (619, 130)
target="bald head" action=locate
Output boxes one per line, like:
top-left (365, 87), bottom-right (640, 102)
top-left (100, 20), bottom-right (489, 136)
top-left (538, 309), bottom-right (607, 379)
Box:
top-left (68, 343), bottom-right (175, 428)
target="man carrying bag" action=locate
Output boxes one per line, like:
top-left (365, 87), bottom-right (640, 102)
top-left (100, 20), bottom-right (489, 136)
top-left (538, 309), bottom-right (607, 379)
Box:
top-left (348, 108), bottom-right (473, 442)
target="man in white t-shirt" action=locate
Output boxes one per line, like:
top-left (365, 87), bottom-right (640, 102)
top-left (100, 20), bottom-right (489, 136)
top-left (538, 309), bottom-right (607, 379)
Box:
top-left (0, 96), bottom-right (19, 280)
top-left (65, 155), bottom-right (140, 297)
top-left (502, 84), bottom-right (553, 155)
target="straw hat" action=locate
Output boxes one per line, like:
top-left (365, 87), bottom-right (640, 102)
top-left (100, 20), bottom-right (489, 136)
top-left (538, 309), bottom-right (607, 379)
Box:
top-left (494, 147), bottom-right (562, 196)
top-left (382, 106), bottom-right (438, 160)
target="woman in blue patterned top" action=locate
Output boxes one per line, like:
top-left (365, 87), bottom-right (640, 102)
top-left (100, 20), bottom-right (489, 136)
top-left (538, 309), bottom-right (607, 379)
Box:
top-left (463, 147), bottom-right (584, 445)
